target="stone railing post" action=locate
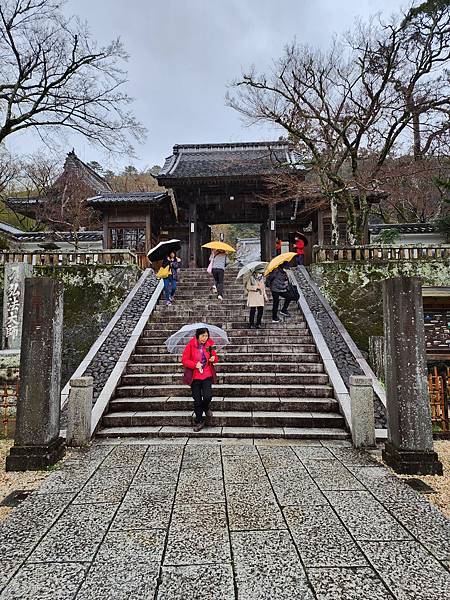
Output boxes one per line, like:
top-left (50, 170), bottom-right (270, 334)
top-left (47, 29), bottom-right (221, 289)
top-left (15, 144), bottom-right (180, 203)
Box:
top-left (66, 377), bottom-right (93, 447)
top-left (350, 375), bottom-right (376, 448)
top-left (382, 276), bottom-right (443, 475)
top-left (6, 277), bottom-right (65, 471)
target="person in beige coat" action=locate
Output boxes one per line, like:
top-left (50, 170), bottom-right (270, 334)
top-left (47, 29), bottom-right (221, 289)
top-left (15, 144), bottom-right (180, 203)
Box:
top-left (245, 272), bottom-right (268, 329)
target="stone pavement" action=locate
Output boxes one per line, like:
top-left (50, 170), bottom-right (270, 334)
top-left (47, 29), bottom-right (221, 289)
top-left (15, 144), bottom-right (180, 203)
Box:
top-left (0, 438), bottom-right (449, 600)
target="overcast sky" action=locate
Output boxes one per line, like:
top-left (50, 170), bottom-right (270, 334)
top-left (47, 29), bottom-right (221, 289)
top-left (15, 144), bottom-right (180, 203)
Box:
top-left (8, 0), bottom-right (407, 172)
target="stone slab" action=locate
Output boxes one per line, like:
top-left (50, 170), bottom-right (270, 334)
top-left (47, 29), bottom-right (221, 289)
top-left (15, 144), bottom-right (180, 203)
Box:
top-left (231, 530), bottom-right (314, 600)
top-left (222, 454), bottom-right (266, 483)
top-left (302, 459), bottom-right (366, 491)
top-left (30, 503), bottom-right (117, 563)
top-left (164, 530), bottom-right (230, 565)
top-left (292, 445), bottom-right (335, 460)
top-left (99, 444), bottom-right (147, 468)
top-left (325, 491), bottom-right (412, 541)
top-left (96, 529), bottom-right (166, 563)
top-left (307, 567), bottom-right (395, 600)
top-left (226, 483), bottom-right (285, 531)
top-left (348, 466), bottom-right (428, 507)
top-left (74, 467), bottom-right (135, 503)
top-left (157, 565), bottom-right (235, 600)
top-left (362, 540), bottom-right (450, 600)
top-left (284, 505), bottom-right (368, 567)
top-left (327, 447), bottom-right (381, 467)
top-left (1, 562), bottom-right (87, 600)
top-left (75, 560), bottom-right (159, 600)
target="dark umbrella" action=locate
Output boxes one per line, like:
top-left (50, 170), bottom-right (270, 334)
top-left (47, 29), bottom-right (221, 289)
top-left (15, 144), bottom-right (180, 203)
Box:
top-left (147, 239), bottom-right (181, 262)
top-left (295, 232), bottom-right (309, 247)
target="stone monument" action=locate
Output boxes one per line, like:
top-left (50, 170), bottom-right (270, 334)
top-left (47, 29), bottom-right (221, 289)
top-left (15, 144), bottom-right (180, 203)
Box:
top-left (2, 262), bottom-right (33, 351)
top-left (6, 277), bottom-right (65, 471)
top-left (382, 276), bottom-right (443, 475)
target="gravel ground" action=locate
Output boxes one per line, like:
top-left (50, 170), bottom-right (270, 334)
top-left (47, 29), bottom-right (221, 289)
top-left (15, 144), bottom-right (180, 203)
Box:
top-left (397, 440), bottom-right (450, 519)
top-left (0, 440), bottom-right (50, 521)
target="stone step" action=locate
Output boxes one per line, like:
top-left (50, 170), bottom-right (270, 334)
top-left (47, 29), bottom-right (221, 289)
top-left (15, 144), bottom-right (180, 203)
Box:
top-left (121, 372), bottom-right (329, 386)
top-left (131, 352), bottom-right (322, 364)
top-left (138, 334), bottom-right (314, 346)
top-left (142, 327), bottom-right (307, 338)
top-left (102, 409), bottom-right (345, 429)
top-left (126, 361), bottom-right (325, 374)
top-left (134, 343), bottom-right (317, 354)
top-left (115, 383), bottom-right (334, 398)
top-left (144, 324), bottom-right (308, 333)
top-left (110, 396), bottom-right (338, 412)
top-left (96, 425), bottom-right (350, 440)
top-left (145, 319), bottom-right (305, 328)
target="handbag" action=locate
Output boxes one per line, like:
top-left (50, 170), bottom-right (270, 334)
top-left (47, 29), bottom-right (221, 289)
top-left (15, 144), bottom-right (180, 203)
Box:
top-left (183, 367), bottom-right (194, 385)
top-left (156, 265), bottom-right (171, 279)
top-left (287, 282), bottom-right (300, 302)
top-left (207, 259), bottom-right (213, 275)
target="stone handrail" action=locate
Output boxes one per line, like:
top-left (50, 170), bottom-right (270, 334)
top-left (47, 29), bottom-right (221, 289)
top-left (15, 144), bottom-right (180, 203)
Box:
top-left (0, 249), bottom-right (138, 266)
top-left (313, 244), bottom-right (450, 263)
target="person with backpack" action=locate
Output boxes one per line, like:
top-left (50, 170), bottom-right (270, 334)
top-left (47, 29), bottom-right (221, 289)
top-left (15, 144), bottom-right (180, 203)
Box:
top-left (182, 327), bottom-right (219, 432)
top-left (161, 251), bottom-right (181, 306)
top-left (266, 266), bottom-right (292, 322)
top-left (244, 272), bottom-right (268, 329)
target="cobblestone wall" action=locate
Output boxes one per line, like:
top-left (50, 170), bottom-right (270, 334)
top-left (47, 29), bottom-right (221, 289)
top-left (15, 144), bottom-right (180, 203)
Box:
top-left (294, 268), bottom-right (387, 429)
top-left (84, 271), bottom-right (158, 401)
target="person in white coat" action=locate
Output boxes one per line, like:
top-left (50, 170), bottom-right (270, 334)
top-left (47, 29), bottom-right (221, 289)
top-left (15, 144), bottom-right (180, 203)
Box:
top-left (244, 272), bottom-right (268, 329)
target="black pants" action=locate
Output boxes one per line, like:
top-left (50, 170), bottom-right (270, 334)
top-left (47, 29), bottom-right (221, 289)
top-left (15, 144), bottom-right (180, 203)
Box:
top-left (212, 268), bottom-right (224, 297)
top-left (249, 306), bottom-right (263, 326)
top-left (272, 291), bottom-right (291, 320)
top-left (191, 377), bottom-right (213, 423)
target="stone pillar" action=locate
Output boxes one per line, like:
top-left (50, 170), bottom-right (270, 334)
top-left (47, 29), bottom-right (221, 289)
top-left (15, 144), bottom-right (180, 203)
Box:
top-left (368, 336), bottom-right (385, 381)
top-left (6, 278), bottom-right (65, 471)
top-left (350, 375), bottom-right (376, 448)
top-left (2, 263), bottom-right (33, 351)
top-left (66, 377), bottom-right (93, 447)
top-left (382, 276), bottom-right (442, 475)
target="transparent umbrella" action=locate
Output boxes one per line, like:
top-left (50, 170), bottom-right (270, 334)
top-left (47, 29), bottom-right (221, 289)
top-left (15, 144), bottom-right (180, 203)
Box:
top-left (164, 322), bottom-right (230, 354)
top-left (236, 261), bottom-right (268, 279)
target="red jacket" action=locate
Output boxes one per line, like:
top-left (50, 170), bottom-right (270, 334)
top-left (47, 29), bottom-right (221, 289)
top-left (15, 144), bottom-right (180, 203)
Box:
top-left (182, 337), bottom-right (219, 381)
top-left (294, 239), bottom-right (305, 255)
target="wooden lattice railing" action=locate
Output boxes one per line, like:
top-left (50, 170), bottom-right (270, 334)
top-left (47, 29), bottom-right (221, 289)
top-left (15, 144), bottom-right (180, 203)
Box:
top-left (0, 250), bottom-right (138, 267)
top-left (314, 245), bottom-right (450, 263)
top-left (428, 366), bottom-right (449, 433)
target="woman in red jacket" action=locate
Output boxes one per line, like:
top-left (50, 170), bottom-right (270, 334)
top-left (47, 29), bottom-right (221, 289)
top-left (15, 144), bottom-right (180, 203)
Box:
top-left (182, 327), bottom-right (219, 432)
top-left (294, 234), bottom-right (305, 266)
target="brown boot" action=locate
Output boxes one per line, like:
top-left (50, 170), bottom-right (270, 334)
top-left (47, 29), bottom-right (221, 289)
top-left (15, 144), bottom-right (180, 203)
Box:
top-left (193, 420), bottom-right (205, 432)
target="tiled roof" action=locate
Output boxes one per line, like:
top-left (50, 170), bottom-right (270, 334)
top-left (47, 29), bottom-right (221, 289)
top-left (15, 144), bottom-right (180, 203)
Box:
top-left (158, 141), bottom-right (300, 181)
top-left (87, 192), bottom-right (168, 206)
top-left (11, 231), bottom-right (103, 242)
top-left (0, 221), bottom-right (25, 235)
top-left (369, 223), bottom-right (437, 234)
top-left (7, 196), bottom-right (43, 207)
top-left (63, 151), bottom-right (112, 194)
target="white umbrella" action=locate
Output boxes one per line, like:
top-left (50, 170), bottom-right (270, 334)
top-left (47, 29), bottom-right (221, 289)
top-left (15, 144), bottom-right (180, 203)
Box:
top-left (164, 322), bottom-right (229, 354)
top-left (236, 261), bottom-right (268, 279)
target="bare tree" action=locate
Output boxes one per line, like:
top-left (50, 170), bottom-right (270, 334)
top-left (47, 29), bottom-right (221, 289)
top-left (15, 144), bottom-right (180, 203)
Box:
top-left (0, 0), bottom-right (146, 152)
top-left (228, 1), bottom-right (450, 244)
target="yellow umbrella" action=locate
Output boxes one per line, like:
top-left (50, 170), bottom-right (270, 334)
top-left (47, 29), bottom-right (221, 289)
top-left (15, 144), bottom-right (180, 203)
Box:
top-left (202, 241), bottom-right (236, 253)
top-left (264, 252), bottom-right (297, 276)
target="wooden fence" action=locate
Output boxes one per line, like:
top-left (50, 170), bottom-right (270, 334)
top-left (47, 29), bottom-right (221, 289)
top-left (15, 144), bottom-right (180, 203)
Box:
top-left (0, 250), bottom-right (138, 267)
top-left (428, 366), bottom-right (449, 433)
top-left (313, 244), bottom-right (450, 263)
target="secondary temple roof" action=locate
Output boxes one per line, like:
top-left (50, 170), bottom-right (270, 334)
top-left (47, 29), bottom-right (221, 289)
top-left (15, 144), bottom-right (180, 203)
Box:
top-left (158, 141), bottom-right (298, 182)
top-left (87, 191), bottom-right (168, 206)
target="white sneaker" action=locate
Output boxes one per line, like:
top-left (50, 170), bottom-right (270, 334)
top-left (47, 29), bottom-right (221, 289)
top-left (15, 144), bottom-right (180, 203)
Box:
top-left (218, 295), bottom-right (223, 301)
top-left (212, 285), bottom-right (217, 292)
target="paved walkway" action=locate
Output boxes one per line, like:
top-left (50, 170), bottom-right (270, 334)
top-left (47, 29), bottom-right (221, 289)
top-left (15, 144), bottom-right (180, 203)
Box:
top-left (1, 438), bottom-right (449, 599)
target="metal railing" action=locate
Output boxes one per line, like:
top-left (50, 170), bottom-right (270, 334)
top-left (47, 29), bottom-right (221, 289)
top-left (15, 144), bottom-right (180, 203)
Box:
top-left (0, 249), bottom-right (138, 267)
top-left (313, 244), bottom-right (450, 263)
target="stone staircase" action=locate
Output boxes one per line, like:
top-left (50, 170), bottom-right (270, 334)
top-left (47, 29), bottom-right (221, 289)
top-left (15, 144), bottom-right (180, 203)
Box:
top-left (97, 268), bottom-right (349, 439)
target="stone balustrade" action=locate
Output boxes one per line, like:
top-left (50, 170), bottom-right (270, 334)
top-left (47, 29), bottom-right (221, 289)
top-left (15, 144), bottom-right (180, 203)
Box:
top-left (0, 249), bottom-right (138, 267)
top-left (313, 244), bottom-right (450, 263)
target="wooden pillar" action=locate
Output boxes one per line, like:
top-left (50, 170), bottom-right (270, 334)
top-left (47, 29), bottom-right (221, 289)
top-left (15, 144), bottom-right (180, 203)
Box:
top-left (188, 201), bottom-right (198, 268)
top-left (145, 208), bottom-right (152, 254)
top-left (102, 213), bottom-right (109, 249)
top-left (260, 223), bottom-right (267, 261)
top-left (268, 204), bottom-right (276, 260)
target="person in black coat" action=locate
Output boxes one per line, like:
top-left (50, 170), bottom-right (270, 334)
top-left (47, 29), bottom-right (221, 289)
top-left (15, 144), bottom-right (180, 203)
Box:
top-left (266, 266), bottom-right (292, 322)
top-left (162, 251), bottom-right (181, 306)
